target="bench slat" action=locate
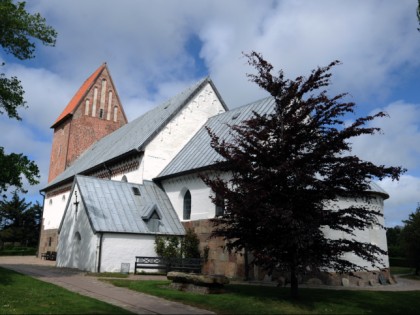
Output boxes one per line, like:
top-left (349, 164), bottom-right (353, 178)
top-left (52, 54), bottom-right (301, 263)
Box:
top-left (134, 256), bottom-right (202, 274)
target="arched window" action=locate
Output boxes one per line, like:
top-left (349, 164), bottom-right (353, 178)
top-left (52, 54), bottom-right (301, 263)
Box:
top-left (100, 79), bottom-right (106, 111)
top-left (84, 99), bottom-right (90, 115)
top-left (121, 175), bottom-right (128, 182)
top-left (75, 231), bottom-right (81, 242)
top-left (107, 90), bottom-right (113, 120)
top-left (113, 106), bottom-right (118, 122)
top-left (183, 190), bottom-right (191, 220)
top-left (92, 87), bottom-right (98, 117)
top-left (215, 193), bottom-right (225, 217)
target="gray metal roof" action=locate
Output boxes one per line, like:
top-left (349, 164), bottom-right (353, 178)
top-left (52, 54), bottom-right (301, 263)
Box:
top-left (367, 181), bottom-right (389, 199)
top-left (157, 97), bottom-right (276, 178)
top-left (62, 175), bottom-right (185, 235)
top-left (156, 96), bottom-right (389, 198)
top-left (45, 77), bottom-right (226, 190)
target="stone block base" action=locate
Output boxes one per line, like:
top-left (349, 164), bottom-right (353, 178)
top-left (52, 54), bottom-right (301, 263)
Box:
top-left (274, 269), bottom-right (394, 287)
top-left (167, 271), bottom-right (229, 294)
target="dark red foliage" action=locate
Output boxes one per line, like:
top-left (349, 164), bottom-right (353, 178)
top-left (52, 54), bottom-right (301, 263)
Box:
top-left (202, 52), bottom-right (405, 298)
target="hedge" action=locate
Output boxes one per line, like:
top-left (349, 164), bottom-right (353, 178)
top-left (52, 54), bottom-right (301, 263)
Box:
top-left (0, 248), bottom-right (37, 256)
top-left (389, 257), bottom-right (411, 267)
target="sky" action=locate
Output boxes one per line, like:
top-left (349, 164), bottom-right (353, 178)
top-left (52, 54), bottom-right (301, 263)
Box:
top-left (0, 0), bottom-right (419, 227)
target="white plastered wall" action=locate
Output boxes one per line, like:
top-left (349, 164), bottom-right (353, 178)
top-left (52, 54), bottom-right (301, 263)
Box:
top-left (161, 174), bottom-right (218, 221)
top-left (42, 191), bottom-right (71, 230)
top-left (142, 83), bottom-right (225, 181)
top-left (100, 233), bottom-right (156, 273)
top-left (322, 193), bottom-right (389, 270)
top-left (56, 185), bottom-right (99, 272)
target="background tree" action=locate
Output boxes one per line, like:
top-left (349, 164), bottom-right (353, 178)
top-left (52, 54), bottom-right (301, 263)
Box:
top-left (0, 192), bottom-right (42, 247)
top-left (0, 0), bottom-right (57, 199)
top-left (400, 204), bottom-right (420, 275)
top-left (386, 225), bottom-right (404, 258)
top-left (417, 0), bottom-right (420, 31)
top-left (203, 52), bottom-right (405, 298)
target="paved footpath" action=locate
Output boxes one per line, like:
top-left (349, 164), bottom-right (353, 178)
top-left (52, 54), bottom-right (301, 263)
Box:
top-left (0, 256), bottom-right (214, 314)
top-left (1, 257), bottom-right (420, 314)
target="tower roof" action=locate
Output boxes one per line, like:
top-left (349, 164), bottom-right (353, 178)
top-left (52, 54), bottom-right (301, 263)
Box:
top-left (51, 63), bottom-right (106, 128)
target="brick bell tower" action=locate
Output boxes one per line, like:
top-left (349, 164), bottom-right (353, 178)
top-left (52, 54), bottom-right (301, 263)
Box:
top-left (48, 63), bottom-right (128, 182)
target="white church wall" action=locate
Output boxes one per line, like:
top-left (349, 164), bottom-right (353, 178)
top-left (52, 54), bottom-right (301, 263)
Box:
top-left (57, 186), bottom-right (99, 272)
top-left (142, 83), bottom-right (226, 181)
top-left (322, 193), bottom-right (389, 270)
top-left (161, 174), bottom-right (217, 221)
top-left (100, 233), bottom-right (156, 273)
top-left (42, 191), bottom-right (71, 230)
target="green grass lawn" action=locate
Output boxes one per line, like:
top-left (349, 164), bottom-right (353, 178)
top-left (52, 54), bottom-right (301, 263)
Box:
top-left (106, 279), bottom-right (420, 314)
top-left (0, 267), bottom-right (132, 314)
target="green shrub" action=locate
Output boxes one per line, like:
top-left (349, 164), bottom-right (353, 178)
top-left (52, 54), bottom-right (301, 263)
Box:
top-left (154, 228), bottom-right (201, 259)
top-left (0, 248), bottom-right (37, 256)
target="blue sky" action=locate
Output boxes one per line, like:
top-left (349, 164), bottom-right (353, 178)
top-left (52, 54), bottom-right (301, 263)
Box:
top-left (1, 0), bottom-right (419, 227)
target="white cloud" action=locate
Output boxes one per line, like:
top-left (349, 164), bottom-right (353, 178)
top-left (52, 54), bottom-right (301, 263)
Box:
top-left (350, 100), bottom-right (420, 226)
top-left (3, 63), bottom-right (74, 131)
top-left (377, 175), bottom-right (420, 227)
top-left (351, 101), bottom-right (420, 172)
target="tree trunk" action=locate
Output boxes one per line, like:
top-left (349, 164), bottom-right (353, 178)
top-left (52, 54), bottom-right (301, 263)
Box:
top-left (244, 247), bottom-right (249, 281)
top-left (290, 265), bottom-right (299, 299)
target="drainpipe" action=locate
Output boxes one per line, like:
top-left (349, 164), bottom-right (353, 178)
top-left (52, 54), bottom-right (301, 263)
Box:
top-left (97, 233), bottom-right (103, 273)
top-left (36, 191), bottom-right (46, 258)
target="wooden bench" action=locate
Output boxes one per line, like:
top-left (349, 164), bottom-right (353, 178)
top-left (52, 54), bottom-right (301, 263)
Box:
top-left (41, 251), bottom-right (57, 261)
top-left (134, 256), bottom-right (202, 275)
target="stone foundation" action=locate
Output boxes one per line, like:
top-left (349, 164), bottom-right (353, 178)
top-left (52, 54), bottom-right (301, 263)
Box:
top-left (269, 269), bottom-right (394, 287)
top-left (182, 220), bottom-right (247, 279)
top-left (182, 219), bottom-right (393, 287)
top-left (167, 271), bottom-right (229, 294)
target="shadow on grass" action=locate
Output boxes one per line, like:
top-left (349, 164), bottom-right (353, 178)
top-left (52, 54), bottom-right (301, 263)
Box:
top-left (107, 279), bottom-right (420, 314)
top-left (0, 267), bottom-right (14, 285)
top-left (226, 284), bottom-right (420, 314)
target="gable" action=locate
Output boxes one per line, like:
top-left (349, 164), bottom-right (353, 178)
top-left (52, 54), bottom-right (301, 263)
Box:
top-left (52, 63), bottom-right (106, 128)
top-left (157, 97), bottom-right (276, 179)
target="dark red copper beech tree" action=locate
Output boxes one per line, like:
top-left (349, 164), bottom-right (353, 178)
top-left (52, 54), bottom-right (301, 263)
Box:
top-left (202, 52), bottom-right (405, 298)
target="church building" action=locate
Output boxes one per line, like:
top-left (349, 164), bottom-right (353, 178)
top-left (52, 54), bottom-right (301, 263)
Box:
top-left (38, 63), bottom-right (391, 285)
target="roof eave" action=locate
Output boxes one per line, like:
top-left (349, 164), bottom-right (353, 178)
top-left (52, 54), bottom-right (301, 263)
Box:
top-left (41, 149), bottom-right (143, 192)
top-left (50, 113), bottom-right (73, 129)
